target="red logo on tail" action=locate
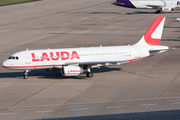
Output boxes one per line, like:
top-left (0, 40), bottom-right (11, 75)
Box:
top-left (144, 17), bottom-right (165, 46)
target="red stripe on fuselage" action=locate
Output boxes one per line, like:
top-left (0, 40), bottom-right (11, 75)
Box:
top-left (126, 56), bottom-right (149, 64)
top-left (3, 64), bottom-right (63, 69)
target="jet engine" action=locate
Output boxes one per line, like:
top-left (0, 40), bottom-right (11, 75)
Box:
top-left (61, 66), bottom-right (86, 76)
top-left (162, 7), bottom-right (172, 11)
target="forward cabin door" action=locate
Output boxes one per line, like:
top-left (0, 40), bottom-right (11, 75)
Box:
top-left (25, 52), bottom-right (31, 64)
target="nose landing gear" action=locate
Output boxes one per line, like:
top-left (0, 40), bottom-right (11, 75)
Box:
top-left (23, 70), bottom-right (29, 79)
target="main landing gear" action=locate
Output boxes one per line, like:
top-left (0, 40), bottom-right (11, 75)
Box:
top-left (155, 9), bottom-right (161, 14)
top-left (23, 70), bottom-right (29, 79)
top-left (86, 68), bottom-right (93, 78)
top-left (86, 72), bottom-right (93, 78)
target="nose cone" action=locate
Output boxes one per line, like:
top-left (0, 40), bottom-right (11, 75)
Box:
top-left (2, 60), bottom-right (7, 68)
top-left (2, 60), bottom-right (10, 69)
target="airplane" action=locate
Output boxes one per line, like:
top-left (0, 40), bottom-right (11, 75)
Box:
top-left (112, 0), bottom-right (180, 13)
top-left (2, 16), bottom-right (168, 79)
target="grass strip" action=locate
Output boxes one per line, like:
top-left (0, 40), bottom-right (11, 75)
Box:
top-left (0, 0), bottom-right (37, 6)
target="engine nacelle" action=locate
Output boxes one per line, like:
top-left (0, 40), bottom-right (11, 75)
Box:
top-left (61, 66), bottom-right (86, 76)
top-left (162, 7), bottom-right (172, 11)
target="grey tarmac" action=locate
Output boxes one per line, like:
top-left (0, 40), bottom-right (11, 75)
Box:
top-left (0, 0), bottom-right (180, 119)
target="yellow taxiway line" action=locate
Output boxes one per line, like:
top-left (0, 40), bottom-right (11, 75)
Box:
top-left (44, 79), bottom-right (144, 112)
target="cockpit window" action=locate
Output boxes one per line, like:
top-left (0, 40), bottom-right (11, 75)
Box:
top-left (8, 56), bottom-right (19, 60)
top-left (8, 56), bottom-right (13, 59)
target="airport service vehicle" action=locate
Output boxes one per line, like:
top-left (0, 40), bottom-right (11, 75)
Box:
top-left (2, 16), bottom-right (168, 79)
top-left (112, 0), bottom-right (180, 13)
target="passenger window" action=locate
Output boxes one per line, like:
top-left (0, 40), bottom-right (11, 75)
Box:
top-left (12, 57), bottom-right (15, 59)
top-left (16, 57), bottom-right (19, 60)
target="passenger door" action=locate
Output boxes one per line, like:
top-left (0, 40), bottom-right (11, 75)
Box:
top-left (135, 48), bottom-right (141, 58)
top-left (25, 52), bottom-right (31, 64)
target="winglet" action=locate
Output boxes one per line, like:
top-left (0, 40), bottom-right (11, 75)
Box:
top-left (134, 16), bottom-right (165, 46)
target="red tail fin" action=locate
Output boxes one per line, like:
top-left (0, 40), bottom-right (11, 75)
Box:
top-left (134, 16), bottom-right (165, 46)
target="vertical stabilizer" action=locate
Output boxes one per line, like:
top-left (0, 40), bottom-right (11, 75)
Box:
top-left (134, 16), bottom-right (165, 46)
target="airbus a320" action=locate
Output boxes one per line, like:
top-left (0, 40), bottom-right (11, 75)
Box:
top-left (2, 17), bottom-right (168, 79)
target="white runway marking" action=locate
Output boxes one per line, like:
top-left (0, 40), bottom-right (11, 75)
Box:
top-left (122, 102), bottom-right (135, 104)
top-left (71, 108), bottom-right (89, 111)
top-left (66, 105), bottom-right (84, 108)
top-left (13, 108), bottom-right (35, 111)
top-left (140, 104), bottom-right (157, 106)
top-left (0, 113), bottom-right (17, 115)
top-left (106, 106), bottom-right (124, 109)
top-left (36, 110), bottom-right (54, 113)
top-left (167, 99), bottom-right (180, 101)
top-left (173, 102), bottom-right (180, 104)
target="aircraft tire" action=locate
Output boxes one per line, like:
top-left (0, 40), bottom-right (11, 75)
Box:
top-left (23, 75), bottom-right (28, 79)
top-left (155, 10), bottom-right (161, 14)
top-left (86, 72), bottom-right (93, 78)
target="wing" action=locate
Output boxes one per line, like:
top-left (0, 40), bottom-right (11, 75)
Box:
top-left (70, 61), bottom-right (128, 68)
top-left (53, 59), bottom-right (133, 69)
top-left (53, 61), bottom-right (127, 68)
top-left (146, 5), bottom-right (163, 9)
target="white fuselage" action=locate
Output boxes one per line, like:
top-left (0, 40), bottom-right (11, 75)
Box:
top-left (113, 0), bottom-right (180, 12)
top-left (2, 46), bottom-right (152, 70)
top-left (131, 0), bottom-right (180, 9)
top-left (1, 16), bottom-right (169, 78)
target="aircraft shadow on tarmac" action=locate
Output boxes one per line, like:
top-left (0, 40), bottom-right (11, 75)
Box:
top-left (87, 11), bottom-right (180, 15)
top-left (170, 46), bottom-right (180, 48)
top-left (127, 11), bottom-right (156, 14)
top-left (164, 26), bottom-right (180, 28)
top-left (87, 11), bottom-right (155, 15)
top-left (0, 66), bottom-right (122, 79)
top-left (87, 12), bottom-right (120, 15)
top-left (162, 39), bottom-right (180, 42)
top-left (123, 11), bottom-right (179, 15)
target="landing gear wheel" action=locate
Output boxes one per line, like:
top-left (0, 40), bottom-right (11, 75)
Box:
top-left (23, 75), bottom-right (28, 79)
top-left (86, 72), bottom-right (93, 78)
top-left (23, 70), bottom-right (29, 79)
top-left (155, 10), bottom-right (161, 14)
